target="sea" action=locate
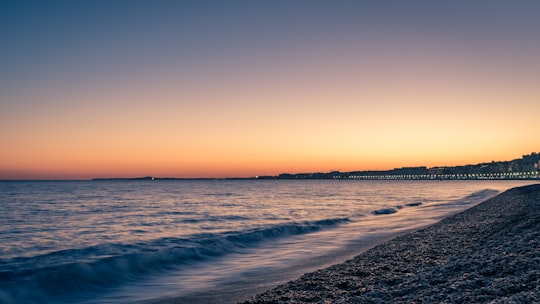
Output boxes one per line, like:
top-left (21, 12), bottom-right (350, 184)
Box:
top-left (0, 179), bottom-right (535, 304)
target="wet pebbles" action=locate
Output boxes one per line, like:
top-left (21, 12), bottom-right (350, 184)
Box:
top-left (243, 184), bottom-right (540, 303)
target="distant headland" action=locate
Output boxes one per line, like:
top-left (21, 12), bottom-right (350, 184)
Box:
top-left (93, 152), bottom-right (540, 181)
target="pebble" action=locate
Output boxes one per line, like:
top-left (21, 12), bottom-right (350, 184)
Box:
top-left (242, 184), bottom-right (540, 304)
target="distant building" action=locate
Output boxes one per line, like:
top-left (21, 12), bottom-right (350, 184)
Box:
top-left (274, 152), bottom-right (540, 180)
top-left (428, 167), bottom-right (446, 175)
top-left (522, 152), bottom-right (540, 171)
top-left (391, 166), bottom-right (428, 175)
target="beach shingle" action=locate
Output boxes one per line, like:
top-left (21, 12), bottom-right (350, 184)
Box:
top-left (243, 184), bottom-right (540, 304)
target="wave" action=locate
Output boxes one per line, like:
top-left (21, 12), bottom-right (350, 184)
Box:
top-left (371, 201), bottom-right (425, 216)
top-left (177, 215), bottom-right (251, 224)
top-left (371, 208), bottom-right (398, 215)
top-left (451, 189), bottom-right (499, 205)
top-left (369, 189), bottom-right (498, 217)
top-left (0, 218), bottom-right (349, 304)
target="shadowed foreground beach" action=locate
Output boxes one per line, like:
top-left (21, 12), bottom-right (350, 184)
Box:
top-left (243, 184), bottom-right (540, 303)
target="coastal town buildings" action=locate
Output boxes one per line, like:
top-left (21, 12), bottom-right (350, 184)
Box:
top-left (272, 152), bottom-right (540, 180)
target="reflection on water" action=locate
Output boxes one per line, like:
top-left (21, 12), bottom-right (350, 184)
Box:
top-left (0, 180), bottom-right (534, 304)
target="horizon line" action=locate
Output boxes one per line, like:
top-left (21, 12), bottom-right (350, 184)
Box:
top-left (2, 151), bottom-right (538, 181)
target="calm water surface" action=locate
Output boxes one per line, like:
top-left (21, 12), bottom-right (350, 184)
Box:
top-left (0, 180), bottom-right (534, 303)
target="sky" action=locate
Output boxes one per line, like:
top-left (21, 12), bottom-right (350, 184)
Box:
top-left (1, 1), bottom-right (539, 179)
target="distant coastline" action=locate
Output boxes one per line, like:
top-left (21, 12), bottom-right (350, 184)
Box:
top-left (94, 152), bottom-right (540, 181)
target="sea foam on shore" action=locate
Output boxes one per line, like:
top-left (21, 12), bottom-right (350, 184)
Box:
top-left (243, 184), bottom-right (540, 303)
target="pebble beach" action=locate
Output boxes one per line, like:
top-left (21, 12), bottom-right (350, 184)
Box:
top-left (243, 183), bottom-right (540, 303)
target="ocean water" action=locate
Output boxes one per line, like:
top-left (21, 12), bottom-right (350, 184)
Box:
top-left (0, 180), bottom-right (534, 304)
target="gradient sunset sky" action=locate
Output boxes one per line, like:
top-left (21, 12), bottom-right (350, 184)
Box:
top-left (1, 1), bottom-right (539, 179)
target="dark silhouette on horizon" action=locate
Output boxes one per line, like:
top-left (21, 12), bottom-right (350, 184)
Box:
top-left (94, 152), bottom-right (540, 181)
top-left (269, 152), bottom-right (540, 180)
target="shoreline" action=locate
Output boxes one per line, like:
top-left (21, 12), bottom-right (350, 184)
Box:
top-left (242, 183), bottom-right (540, 303)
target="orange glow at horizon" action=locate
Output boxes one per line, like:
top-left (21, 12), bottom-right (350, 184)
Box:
top-left (2, 70), bottom-right (539, 180)
top-left (1, 2), bottom-right (539, 180)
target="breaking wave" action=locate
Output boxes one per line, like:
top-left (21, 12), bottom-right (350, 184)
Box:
top-left (0, 218), bottom-right (349, 304)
